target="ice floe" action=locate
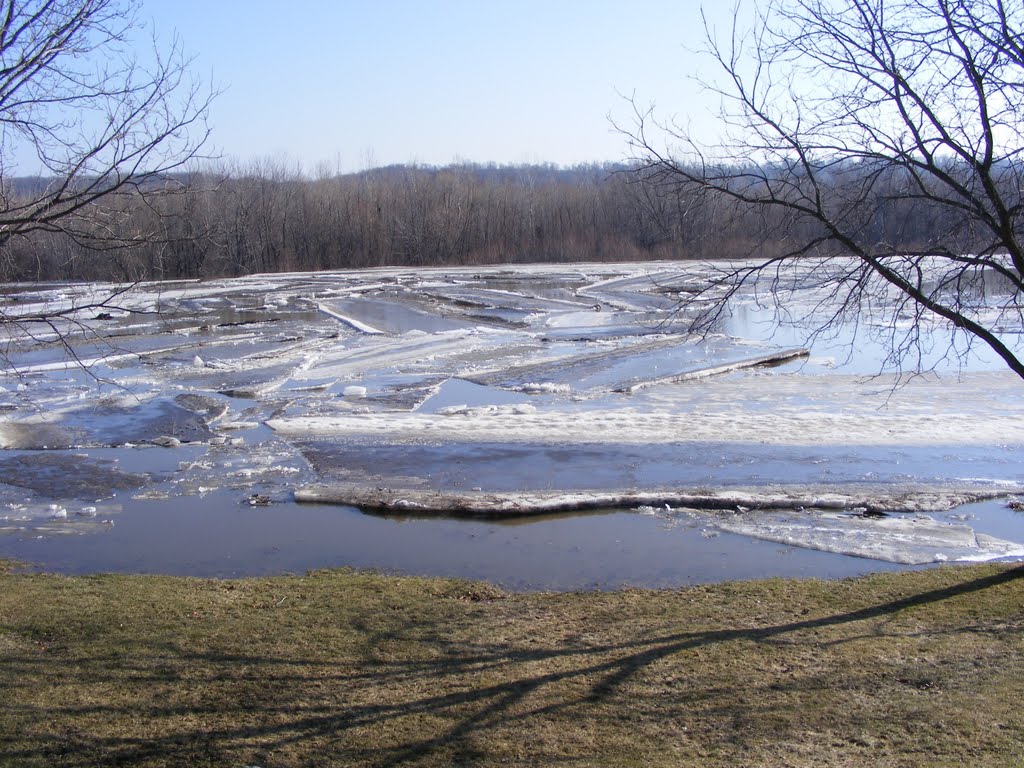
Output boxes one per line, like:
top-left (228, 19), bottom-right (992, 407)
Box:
top-left (707, 509), bottom-right (1024, 564)
top-left (1, 260), bottom-right (1022, 574)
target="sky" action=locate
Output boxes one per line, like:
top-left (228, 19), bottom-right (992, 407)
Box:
top-left (144, 0), bottom-right (734, 172)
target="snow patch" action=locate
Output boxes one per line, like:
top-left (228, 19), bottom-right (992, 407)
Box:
top-left (267, 407), bottom-right (1024, 446)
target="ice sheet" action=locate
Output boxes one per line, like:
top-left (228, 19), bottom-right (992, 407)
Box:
top-left (707, 509), bottom-right (1024, 564)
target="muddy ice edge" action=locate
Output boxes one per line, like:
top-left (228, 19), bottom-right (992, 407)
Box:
top-left (293, 483), bottom-right (1021, 516)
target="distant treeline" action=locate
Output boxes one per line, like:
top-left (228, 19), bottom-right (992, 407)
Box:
top-left (0, 160), bottom-right (977, 282)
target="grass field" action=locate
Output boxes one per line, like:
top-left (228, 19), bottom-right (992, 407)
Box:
top-left (1, 561), bottom-right (1022, 767)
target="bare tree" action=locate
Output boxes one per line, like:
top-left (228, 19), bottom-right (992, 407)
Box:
top-left (0, 0), bottom-right (213, 318)
top-left (625, 0), bottom-right (1024, 378)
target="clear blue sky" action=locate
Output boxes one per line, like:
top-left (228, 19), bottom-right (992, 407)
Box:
top-left (145, 0), bottom-right (733, 172)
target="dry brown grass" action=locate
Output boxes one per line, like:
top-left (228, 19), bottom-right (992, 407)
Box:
top-left (1, 563), bottom-right (1022, 767)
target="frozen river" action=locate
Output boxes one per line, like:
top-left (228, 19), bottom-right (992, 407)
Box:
top-left (0, 261), bottom-right (1022, 589)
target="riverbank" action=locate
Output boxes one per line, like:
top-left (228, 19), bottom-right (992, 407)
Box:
top-left (1, 562), bottom-right (1021, 766)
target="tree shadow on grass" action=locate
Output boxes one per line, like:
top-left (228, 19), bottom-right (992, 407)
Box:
top-left (2, 566), bottom-right (1022, 766)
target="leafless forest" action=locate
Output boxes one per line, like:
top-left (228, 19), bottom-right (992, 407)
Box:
top-left (1, 158), bottom-right (974, 283)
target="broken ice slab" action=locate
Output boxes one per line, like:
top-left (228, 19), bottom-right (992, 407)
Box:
top-left (613, 348), bottom-right (811, 393)
top-left (459, 335), bottom-right (802, 395)
top-left (315, 302), bottom-right (386, 334)
top-left (159, 360), bottom-right (304, 399)
top-left (351, 374), bottom-right (446, 411)
top-left (318, 297), bottom-right (472, 334)
top-left (459, 306), bottom-right (535, 326)
top-left (0, 500), bottom-right (121, 537)
top-left (417, 377), bottom-right (538, 413)
top-left (266, 404), bottom-right (1024, 448)
top-left (0, 420), bottom-right (81, 450)
top-left (291, 329), bottom-right (497, 382)
top-left (535, 309), bottom-right (695, 340)
top-left (0, 453), bottom-right (151, 498)
top-left (281, 376), bottom-right (340, 393)
top-left (576, 271), bottom-right (697, 311)
top-left (463, 335), bottom-right (692, 390)
top-left (292, 483), bottom-right (1017, 516)
top-left (709, 508), bottom-right (1024, 565)
top-left (0, 397), bottom-right (222, 449)
top-left (291, 484), bottom-right (1024, 566)
top-left (420, 284), bottom-right (595, 314)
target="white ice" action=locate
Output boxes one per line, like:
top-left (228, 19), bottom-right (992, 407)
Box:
top-left (709, 509), bottom-right (1024, 565)
top-left (3, 259), bottom-right (1023, 563)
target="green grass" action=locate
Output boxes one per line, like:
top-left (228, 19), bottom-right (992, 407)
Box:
top-left (1, 563), bottom-right (1022, 767)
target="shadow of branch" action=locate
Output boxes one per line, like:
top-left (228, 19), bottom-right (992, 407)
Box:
top-left (2, 565), bottom-right (1019, 766)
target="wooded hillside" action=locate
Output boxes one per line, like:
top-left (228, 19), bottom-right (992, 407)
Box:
top-left (1, 159), bottom-right (980, 282)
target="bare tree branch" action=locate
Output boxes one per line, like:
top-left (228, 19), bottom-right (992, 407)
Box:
top-left (0, 0), bottom-right (214, 284)
top-left (622, 0), bottom-right (1024, 379)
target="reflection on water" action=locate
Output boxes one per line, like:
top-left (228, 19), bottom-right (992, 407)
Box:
top-left (0, 490), bottom-right (912, 590)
